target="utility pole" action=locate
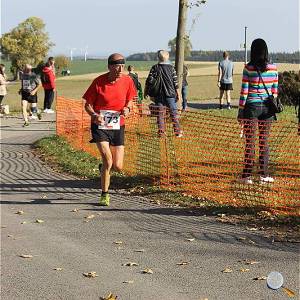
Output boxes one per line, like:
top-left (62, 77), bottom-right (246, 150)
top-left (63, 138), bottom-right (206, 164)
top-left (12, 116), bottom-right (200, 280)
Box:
top-left (244, 26), bottom-right (248, 64)
top-left (175, 0), bottom-right (188, 94)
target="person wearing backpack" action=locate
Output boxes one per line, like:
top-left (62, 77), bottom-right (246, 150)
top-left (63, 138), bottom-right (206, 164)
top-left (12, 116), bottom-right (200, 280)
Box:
top-left (144, 50), bottom-right (183, 137)
top-left (127, 65), bottom-right (143, 103)
top-left (237, 38), bottom-right (278, 184)
top-left (42, 58), bottom-right (56, 113)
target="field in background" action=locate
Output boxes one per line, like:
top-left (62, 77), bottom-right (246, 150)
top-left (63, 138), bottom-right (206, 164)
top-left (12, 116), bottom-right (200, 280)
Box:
top-left (3, 61), bottom-right (299, 121)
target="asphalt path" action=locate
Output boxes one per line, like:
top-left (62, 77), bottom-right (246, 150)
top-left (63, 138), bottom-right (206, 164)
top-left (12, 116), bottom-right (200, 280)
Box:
top-left (1, 116), bottom-right (299, 300)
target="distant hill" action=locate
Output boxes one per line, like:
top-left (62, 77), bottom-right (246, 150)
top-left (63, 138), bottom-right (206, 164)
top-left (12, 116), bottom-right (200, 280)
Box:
top-left (127, 50), bottom-right (300, 64)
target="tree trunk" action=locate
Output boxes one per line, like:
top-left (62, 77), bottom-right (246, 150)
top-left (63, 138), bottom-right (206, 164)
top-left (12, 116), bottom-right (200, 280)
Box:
top-left (175, 0), bottom-right (188, 96)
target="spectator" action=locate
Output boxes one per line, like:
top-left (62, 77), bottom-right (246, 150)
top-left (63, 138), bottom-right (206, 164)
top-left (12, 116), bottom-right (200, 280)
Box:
top-left (0, 64), bottom-right (8, 111)
top-left (19, 64), bottom-right (42, 127)
top-left (182, 64), bottom-right (189, 112)
top-left (127, 65), bottom-right (143, 103)
top-left (145, 50), bottom-right (183, 137)
top-left (83, 53), bottom-right (136, 206)
top-left (238, 38), bottom-right (278, 184)
top-left (42, 60), bottom-right (56, 113)
top-left (218, 51), bottom-right (234, 109)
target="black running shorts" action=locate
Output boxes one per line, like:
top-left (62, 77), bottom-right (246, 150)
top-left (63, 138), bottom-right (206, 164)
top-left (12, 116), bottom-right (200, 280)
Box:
top-left (21, 91), bottom-right (38, 103)
top-left (220, 83), bottom-right (233, 91)
top-left (90, 123), bottom-right (125, 146)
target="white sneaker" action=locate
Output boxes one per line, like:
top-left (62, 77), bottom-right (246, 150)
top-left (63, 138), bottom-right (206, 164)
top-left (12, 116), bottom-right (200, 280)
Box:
top-left (46, 109), bottom-right (55, 113)
top-left (43, 109), bottom-right (48, 113)
top-left (260, 176), bottom-right (274, 183)
top-left (239, 177), bottom-right (253, 184)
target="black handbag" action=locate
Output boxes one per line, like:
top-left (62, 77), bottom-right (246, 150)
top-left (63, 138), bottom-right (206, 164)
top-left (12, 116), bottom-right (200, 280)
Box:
top-left (256, 67), bottom-right (283, 114)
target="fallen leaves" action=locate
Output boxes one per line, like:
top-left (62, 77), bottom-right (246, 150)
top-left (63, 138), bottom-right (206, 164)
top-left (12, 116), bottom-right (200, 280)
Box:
top-left (82, 271), bottom-right (98, 278)
top-left (21, 221), bottom-right (27, 224)
top-left (122, 280), bottom-right (134, 284)
top-left (187, 238), bottom-right (195, 242)
top-left (84, 214), bottom-right (95, 219)
top-left (19, 254), bottom-right (33, 258)
top-left (134, 249), bottom-right (145, 253)
top-left (114, 241), bottom-right (123, 245)
top-left (252, 276), bottom-right (267, 280)
top-left (222, 267), bottom-right (233, 273)
top-left (240, 268), bottom-right (250, 272)
top-left (100, 292), bottom-right (118, 300)
top-left (53, 267), bottom-right (63, 271)
top-left (142, 268), bottom-right (153, 274)
top-left (71, 208), bottom-right (79, 212)
top-left (122, 262), bottom-right (139, 267)
top-left (15, 211), bottom-right (24, 215)
top-left (35, 219), bottom-right (44, 223)
top-left (177, 261), bottom-right (189, 266)
top-left (282, 287), bottom-right (296, 297)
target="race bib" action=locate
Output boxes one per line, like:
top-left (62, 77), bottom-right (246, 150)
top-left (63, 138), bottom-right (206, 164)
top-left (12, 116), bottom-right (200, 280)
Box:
top-left (98, 110), bottom-right (120, 130)
top-left (23, 80), bottom-right (31, 90)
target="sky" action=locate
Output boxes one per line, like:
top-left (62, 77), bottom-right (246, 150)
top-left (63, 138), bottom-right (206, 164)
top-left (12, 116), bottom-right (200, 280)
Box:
top-left (1, 0), bottom-right (299, 57)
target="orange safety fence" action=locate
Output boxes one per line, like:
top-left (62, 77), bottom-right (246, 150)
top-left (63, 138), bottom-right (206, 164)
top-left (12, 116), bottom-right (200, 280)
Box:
top-left (56, 96), bottom-right (300, 215)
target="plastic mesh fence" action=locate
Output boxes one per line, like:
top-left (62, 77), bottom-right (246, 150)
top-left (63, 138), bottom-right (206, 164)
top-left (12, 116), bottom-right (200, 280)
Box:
top-left (56, 97), bottom-right (300, 215)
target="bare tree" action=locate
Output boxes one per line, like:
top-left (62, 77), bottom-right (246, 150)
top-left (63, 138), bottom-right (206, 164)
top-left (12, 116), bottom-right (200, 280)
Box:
top-left (175, 0), bottom-right (206, 92)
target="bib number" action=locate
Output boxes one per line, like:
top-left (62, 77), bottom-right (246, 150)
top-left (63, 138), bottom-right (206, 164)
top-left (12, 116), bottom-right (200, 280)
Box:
top-left (98, 110), bottom-right (120, 130)
top-left (23, 80), bottom-right (31, 90)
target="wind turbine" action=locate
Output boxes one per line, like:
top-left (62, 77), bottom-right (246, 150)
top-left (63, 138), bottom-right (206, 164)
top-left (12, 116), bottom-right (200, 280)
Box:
top-left (84, 46), bottom-right (88, 62)
top-left (70, 48), bottom-right (77, 61)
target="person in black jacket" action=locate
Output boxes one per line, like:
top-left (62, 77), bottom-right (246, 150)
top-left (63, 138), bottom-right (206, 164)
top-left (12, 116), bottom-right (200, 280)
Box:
top-left (145, 50), bottom-right (183, 137)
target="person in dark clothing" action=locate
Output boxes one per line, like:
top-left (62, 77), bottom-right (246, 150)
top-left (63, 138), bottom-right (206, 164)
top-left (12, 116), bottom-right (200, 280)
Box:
top-left (182, 64), bottom-right (189, 111)
top-left (127, 65), bottom-right (143, 103)
top-left (145, 50), bottom-right (183, 137)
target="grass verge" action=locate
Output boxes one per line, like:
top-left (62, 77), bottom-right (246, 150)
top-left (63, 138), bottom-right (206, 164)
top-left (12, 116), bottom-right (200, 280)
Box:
top-left (34, 134), bottom-right (300, 241)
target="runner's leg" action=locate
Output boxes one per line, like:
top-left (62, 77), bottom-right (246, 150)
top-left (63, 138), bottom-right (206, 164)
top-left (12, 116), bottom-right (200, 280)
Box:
top-left (22, 100), bottom-right (29, 122)
top-left (226, 90), bottom-right (231, 106)
top-left (96, 141), bottom-right (113, 192)
top-left (110, 145), bottom-right (125, 172)
top-left (219, 90), bottom-right (224, 108)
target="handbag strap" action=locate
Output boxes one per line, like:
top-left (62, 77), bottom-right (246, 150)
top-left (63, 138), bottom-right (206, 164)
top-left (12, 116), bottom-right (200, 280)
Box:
top-left (255, 66), bottom-right (272, 98)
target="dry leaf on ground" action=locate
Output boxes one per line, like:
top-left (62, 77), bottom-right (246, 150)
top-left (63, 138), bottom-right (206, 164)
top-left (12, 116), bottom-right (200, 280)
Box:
top-left (237, 237), bottom-right (247, 240)
top-left (7, 234), bottom-right (14, 238)
top-left (123, 280), bottom-right (134, 284)
top-left (240, 268), bottom-right (250, 272)
top-left (21, 221), bottom-right (27, 224)
top-left (187, 238), bottom-right (195, 242)
top-left (222, 267), bottom-right (233, 273)
top-left (114, 241), bottom-right (123, 245)
top-left (1, 225), bottom-right (7, 228)
top-left (122, 262), bottom-right (139, 267)
top-left (134, 249), bottom-right (145, 253)
top-left (35, 219), bottom-right (44, 223)
top-left (177, 261), bottom-right (189, 266)
top-left (246, 227), bottom-right (259, 231)
top-left (71, 208), bottom-right (79, 212)
top-left (82, 271), bottom-right (98, 278)
top-left (252, 276), bottom-right (267, 280)
top-left (245, 260), bottom-right (260, 265)
top-left (53, 267), bottom-right (63, 271)
top-left (19, 254), bottom-right (33, 258)
top-left (41, 195), bottom-right (48, 199)
top-left (142, 268), bottom-right (153, 274)
top-left (282, 287), bottom-right (296, 297)
top-left (100, 292), bottom-right (118, 300)
top-left (15, 211), bottom-right (24, 215)
top-left (84, 214), bottom-right (95, 219)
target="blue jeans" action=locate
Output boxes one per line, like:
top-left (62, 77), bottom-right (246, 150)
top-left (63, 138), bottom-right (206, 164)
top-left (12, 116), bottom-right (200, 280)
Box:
top-left (182, 85), bottom-right (188, 110)
top-left (155, 97), bottom-right (181, 135)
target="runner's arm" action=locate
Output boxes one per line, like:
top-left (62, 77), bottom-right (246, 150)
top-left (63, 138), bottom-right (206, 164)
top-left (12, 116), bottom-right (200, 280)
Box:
top-left (84, 101), bottom-right (103, 125)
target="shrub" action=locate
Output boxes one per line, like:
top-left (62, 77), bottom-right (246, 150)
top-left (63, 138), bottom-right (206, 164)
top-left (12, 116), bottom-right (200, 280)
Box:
top-left (278, 71), bottom-right (300, 107)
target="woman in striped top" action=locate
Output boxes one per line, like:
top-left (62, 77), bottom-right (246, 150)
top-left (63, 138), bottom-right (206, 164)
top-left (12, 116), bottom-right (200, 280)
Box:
top-left (238, 38), bottom-right (278, 184)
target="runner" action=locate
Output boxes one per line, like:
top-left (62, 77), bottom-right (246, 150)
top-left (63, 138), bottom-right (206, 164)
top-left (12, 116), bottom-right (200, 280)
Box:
top-left (19, 64), bottom-right (42, 127)
top-left (83, 53), bottom-right (136, 206)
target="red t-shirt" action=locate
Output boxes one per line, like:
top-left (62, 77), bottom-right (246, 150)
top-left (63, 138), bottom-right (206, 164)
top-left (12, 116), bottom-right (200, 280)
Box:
top-left (83, 73), bottom-right (137, 125)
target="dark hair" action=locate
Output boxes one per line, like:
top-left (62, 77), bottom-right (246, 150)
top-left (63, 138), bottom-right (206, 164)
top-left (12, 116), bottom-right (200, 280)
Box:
top-left (249, 38), bottom-right (269, 71)
top-left (0, 64), bottom-right (5, 76)
top-left (48, 57), bottom-right (54, 61)
top-left (45, 62), bottom-right (51, 67)
top-left (127, 65), bottom-right (134, 72)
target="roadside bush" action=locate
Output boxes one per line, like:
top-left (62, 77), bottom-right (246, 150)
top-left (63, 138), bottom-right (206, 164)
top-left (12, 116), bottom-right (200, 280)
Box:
top-left (278, 71), bottom-right (300, 107)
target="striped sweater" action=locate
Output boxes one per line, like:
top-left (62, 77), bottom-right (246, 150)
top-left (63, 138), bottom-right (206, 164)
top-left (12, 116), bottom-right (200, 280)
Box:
top-left (239, 63), bottom-right (278, 109)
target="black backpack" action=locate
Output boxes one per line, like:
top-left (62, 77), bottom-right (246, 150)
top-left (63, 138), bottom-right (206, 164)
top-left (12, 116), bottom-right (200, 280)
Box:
top-left (146, 64), bottom-right (162, 98)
